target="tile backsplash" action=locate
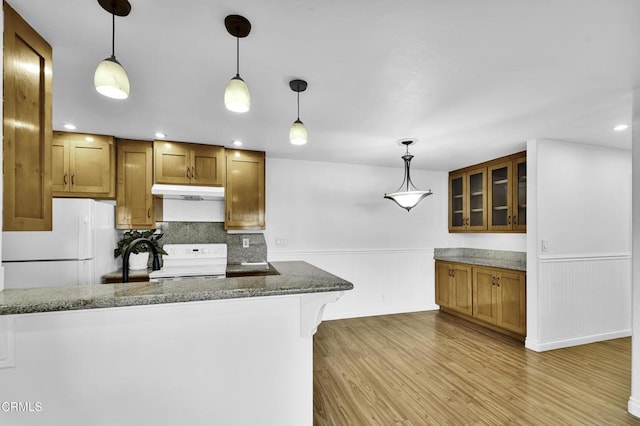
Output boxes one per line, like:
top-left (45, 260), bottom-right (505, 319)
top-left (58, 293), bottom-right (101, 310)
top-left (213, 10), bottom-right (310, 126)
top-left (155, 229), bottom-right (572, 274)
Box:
top-left (157, 222), bottom-right (266, 264)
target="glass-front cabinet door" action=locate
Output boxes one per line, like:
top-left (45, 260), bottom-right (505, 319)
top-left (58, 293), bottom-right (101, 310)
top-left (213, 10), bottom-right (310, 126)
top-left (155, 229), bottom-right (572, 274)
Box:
top-left (513, 156), bottom-right (526, 231)
top-left (466, 168), bottom-right (486, 231)
top-left (449, 172), bottom-right (466, 231)
top-left (488, 161), bottom-right (512, 231)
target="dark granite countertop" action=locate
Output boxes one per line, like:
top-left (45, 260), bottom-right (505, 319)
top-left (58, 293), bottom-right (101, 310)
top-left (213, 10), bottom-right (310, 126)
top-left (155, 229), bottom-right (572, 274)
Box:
top-left (0, 261), bottom-right (354, 315)
top-left (434, 248), bottom-right (526, 271)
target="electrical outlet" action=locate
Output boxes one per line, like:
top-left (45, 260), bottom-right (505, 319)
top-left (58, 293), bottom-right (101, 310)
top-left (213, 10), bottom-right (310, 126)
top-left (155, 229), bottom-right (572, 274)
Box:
top-left (276, 239), bottom-right (288, 247)
top-left (242, 238), bottom-right (250, 248)
top-left (541, 240), bottom-right (548, 252)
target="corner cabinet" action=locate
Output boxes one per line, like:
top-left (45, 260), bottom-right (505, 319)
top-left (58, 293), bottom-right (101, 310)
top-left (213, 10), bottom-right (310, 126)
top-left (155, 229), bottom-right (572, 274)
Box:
top-left (52, 132), bottom-right (115, 198)
top-left (116, 139), bottom-right (161, 229)
top-left (449, 151), bottom-right (526, 233)
top-left (3, 3), bottom-right (53, 231)
top-left (435, 260), bottom-right (526, 339)
top-left (154, 141), bottom-right (225, 186)
top-left (225, 149), bottom-right (265, 231)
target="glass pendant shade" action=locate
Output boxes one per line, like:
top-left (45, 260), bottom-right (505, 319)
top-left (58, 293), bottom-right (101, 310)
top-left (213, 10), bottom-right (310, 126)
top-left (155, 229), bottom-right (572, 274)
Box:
top-left (384, 142), bottom-right (433, 212)
top-left (289, 119), bottom-right (308, 145)
top-left (94, 56), bottom-right (130, 100)
top-left (224, 75), bottom-right (251, 113)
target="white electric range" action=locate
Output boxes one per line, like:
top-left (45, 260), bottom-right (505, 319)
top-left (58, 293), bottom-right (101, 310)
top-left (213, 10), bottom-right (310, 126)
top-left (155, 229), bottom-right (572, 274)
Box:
top-left (148, 243), bottom-right (227, 281)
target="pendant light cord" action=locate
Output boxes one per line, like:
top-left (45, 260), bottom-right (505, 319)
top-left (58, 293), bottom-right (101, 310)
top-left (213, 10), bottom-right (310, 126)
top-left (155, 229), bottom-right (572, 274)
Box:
top-left (297, 90), bottom-right (300, 120)
top-left (236, 36), bottom-right (240, 77)
top-left (111, 11), bottom-right (115, 58)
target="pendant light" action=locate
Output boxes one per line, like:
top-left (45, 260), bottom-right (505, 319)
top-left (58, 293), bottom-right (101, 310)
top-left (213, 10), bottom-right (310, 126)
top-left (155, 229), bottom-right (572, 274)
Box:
top-left (384, 140), bottom-right (433, 211)
top-left (224, 15), bottom-right (251, 113)
top-left (289, 79), bottom-right (308, 145)
top-left (94, 0), bottom-right (131, 100)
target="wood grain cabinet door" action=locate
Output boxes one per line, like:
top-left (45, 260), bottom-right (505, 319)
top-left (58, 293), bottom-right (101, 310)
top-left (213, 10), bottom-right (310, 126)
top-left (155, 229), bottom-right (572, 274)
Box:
top-left (3, 3), bottom-right (52, 231)
top-left (191, 145), bottom-right (225, 186)
top-left (473, 267), bottom-right (497, 324)
top-left (116, 140), bottom-right (155, 229)
top-left (496, 270), bottom-right (526, 335)
top-left (154, 141), bottom-right (191, 184)
top-left (51, 140), bottom-right (69, 193)
top-left (225, 149), bottom-right (265, 230)
top-left (69, 138), bottom-right (112, 194)
top-left (451, 264), bottom-right (473, 316)
top-left (435, 261), bottom-right (452, 308)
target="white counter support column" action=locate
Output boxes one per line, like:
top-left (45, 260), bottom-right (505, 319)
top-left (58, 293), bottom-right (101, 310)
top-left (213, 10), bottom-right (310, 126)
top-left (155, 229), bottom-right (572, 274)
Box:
top-left (629, 88), bottom-right (640, 418)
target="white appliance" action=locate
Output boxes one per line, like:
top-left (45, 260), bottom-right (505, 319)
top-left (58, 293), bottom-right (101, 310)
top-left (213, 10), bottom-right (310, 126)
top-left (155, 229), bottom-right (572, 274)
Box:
top-left (148, 243), bottom-right (227, 281)
top-left (2, 198), bottom-right (119, 289)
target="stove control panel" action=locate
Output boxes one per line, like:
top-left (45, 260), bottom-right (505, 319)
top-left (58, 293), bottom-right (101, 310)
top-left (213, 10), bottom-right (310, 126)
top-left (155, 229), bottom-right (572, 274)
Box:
top-left (162, 244), bottom-right (227, 260)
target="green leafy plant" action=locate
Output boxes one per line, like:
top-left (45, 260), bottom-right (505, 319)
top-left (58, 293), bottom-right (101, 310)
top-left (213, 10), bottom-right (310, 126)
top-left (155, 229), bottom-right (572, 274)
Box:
top-left (114, 229), bottom-right (168, 259)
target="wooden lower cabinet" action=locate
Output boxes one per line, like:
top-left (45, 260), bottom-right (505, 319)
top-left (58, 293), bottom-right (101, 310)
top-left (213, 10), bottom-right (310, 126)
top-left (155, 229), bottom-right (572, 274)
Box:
top-left (436, 260), bottom-right (526, 339)
top-left (435, 261), bottom-right (472, 316)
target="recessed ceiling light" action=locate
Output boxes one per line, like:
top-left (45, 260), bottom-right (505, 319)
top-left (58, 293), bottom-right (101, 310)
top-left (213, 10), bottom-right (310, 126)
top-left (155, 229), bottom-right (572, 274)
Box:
top-left (155, 132), bottom-right (166, 139)
top-left (232, 140), bottom-right (242, 147)
top-left (63, 123), bottom-right (76, 130)
top-left (613, 124), bottom-right (629, 132)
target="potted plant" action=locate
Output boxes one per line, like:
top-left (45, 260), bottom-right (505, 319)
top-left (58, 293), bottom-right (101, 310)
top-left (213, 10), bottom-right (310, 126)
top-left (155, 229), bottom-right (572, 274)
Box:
top-left (114, 229), bottom-right (168, 270)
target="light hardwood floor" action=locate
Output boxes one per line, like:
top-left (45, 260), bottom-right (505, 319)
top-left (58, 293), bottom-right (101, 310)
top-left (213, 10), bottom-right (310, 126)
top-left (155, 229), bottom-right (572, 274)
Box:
top-left (313, 311), bottom-right (639, 425)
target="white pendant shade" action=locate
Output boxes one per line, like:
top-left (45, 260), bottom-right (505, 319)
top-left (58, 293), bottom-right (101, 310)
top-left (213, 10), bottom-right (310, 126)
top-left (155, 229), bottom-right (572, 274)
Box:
top-left (289, 119), bottom-right (308, 145)
top-left (94, 57), bottom-right (130, 100)
top-left (224, 76), bottom-right (250, 113)
top-left (384, 190), bottom-right (432, 211)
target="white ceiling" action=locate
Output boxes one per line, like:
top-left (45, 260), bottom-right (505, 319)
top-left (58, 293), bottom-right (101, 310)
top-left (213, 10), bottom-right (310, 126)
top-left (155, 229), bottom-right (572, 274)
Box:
top-left (8, 0), bottom-right (640, 171)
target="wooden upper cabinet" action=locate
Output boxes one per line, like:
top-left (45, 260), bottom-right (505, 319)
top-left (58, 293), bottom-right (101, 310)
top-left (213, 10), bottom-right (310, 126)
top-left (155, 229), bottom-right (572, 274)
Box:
top-left (116, 139), bottom-right (160, 229)
top-left (449, 167), bottom-right (487, 232)
top-left (449, 151), bottom-right (525, 233)
top-left (225, 149), bottom-right (265, 231)
top-left (52, 131), bottom-right (115, 198)
top-left (513, 155), bottom-right (527, 232)
top-left (3, 2), bottom-right (53, 231)
top-left (154, 141), bottom-right (225, 186)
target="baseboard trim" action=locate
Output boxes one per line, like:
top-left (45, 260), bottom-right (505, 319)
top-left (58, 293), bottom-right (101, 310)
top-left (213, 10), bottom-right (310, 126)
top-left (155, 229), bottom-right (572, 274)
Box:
top-left (525, 329), bottom-right (631, 352)
top-left (322, 305), bottom-right (439, 321)
top-left (628, 396), bottom-right (640, 418)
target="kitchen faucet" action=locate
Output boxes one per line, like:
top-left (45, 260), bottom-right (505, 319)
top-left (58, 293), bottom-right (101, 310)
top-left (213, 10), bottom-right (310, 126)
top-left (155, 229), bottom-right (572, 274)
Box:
top-left (122, 238), bottom-right (161, 283)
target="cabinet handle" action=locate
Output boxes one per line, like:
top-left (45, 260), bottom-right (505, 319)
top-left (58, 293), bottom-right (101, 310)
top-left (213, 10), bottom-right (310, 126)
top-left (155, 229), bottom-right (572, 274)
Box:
top-left (507, 215), bottom-right (511, 225)
top-left (496, 277), bottom-right (500, 287)
top-left (492, 277), bottom-right (496, 286)
top-left (147, 208), bottom-right (151, 218)
top-left (513, 215), bottom-right (517, 225)
top-left (186, 167), bottom-right (191, 179)
top-left (63, 173), bottom-right (68, 185)
top-left (71, 173), bottom-right (75, 185)
top-left (192, 166), bottom-right (196, 179)
top-left (227, 211), bottom-right (231, 221)
top-left (448, 269), bottom-right (452, 277)
top-left (452, 270), bottom-right (456, 278)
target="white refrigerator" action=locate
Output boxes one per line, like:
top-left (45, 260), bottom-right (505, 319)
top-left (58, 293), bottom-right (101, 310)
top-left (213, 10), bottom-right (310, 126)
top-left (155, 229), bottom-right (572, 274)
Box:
top-left (2, 198), bottom-right (119, 289)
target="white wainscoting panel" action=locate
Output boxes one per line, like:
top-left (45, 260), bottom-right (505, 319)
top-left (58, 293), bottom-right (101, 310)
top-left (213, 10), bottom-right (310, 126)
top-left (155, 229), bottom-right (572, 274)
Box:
top-left (269, 248), bottom-right (437, 320)
top-left (526, 253), bottom-right (631, 351)
top-left (0, 316), bottom-right (14, 369)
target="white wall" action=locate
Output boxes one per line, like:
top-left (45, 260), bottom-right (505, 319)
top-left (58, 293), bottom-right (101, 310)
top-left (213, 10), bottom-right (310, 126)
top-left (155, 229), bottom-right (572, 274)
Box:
top-left (627, 88), bottom-right (640, 418)
top-left (265, 158), bottom-right (449, 318)
top-left (527, 138), bottom-right (631, 352)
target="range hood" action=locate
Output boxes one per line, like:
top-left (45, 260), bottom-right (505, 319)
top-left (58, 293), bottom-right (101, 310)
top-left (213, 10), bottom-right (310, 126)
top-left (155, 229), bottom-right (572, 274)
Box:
top-left (151, 184), bottom-right (225, 201)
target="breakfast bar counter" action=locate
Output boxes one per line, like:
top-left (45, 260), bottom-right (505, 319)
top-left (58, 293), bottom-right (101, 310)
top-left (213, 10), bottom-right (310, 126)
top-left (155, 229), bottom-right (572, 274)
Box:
top-left (0, 261), bottom-right (353, 315)
top-left (0, 261), bottom-right (352, 426)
